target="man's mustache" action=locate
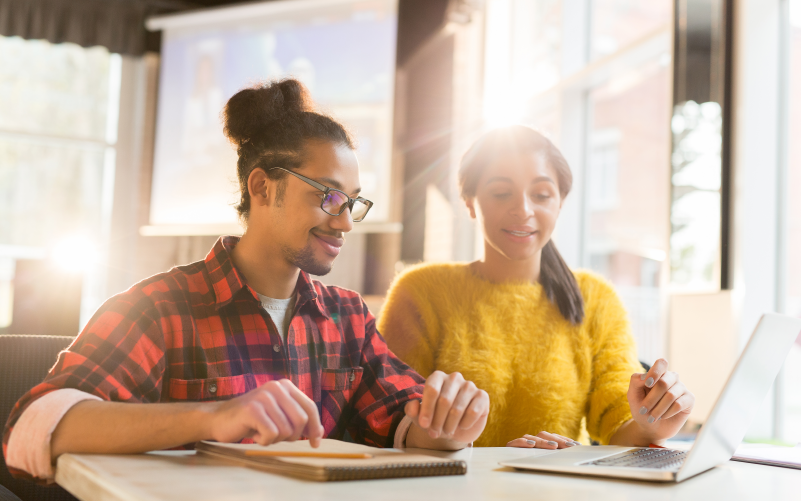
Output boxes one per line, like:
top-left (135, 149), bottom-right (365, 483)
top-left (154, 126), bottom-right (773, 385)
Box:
top-left (311, 228), bottom-right (344, 239)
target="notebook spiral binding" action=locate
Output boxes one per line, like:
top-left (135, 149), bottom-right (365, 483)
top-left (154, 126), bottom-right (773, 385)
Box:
top-left (325, 461), bottom-right (468, 481)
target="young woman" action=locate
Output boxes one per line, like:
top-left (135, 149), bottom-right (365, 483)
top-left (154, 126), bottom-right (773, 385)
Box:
top-left (379, 125), bottom-right (694, 449)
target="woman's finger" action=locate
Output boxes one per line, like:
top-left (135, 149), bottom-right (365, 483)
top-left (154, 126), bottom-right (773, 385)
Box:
top-left (550, 432), bottom-right (582, 446)
top-left (660, 393), bottom-right (695, 421)
top-left (506, 437), bottom-right (539, 448)
top-left (523, 435), bottom-right (559, 449)
top-left (641, 358), bottom-right (669, 389)
top-left (520, 435), bottom-right (556, 449)
top-left (647, 380), bottom-right (686, 421)
top-left (524, 433), bottom-right (559, 449)
top-left (533, 431), bottom-right (578, 449)
top-left (639, 371), bottom-right (678, 418)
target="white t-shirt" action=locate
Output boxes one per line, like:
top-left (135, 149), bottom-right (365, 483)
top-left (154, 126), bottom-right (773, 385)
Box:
top-left (256, 292), bottom-right (296, 343)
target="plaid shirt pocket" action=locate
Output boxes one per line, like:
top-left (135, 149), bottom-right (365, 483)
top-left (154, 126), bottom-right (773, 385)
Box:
top-left (168, 374), bottom-right (257, 402)
top-left (320, 367), bottom-right (363, 391)
top-left (319, 367), bottom-right (363, 436)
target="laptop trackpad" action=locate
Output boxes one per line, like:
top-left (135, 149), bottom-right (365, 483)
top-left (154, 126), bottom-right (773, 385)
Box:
top-left (512, 446), bottom-right (636, 466)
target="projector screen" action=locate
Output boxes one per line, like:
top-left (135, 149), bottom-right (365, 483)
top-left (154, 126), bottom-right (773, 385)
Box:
top-left (146, 0), bottom-right (398, 229)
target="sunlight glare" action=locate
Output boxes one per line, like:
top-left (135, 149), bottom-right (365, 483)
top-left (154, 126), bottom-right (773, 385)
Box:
top-left (51, 236), bottom-right (98, 274)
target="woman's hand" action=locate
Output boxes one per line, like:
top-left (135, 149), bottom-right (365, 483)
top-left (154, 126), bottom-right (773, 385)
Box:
top-left (627, 358), bottom-right (695, 444)
top-left (506, 431), bottom-right (581, 449)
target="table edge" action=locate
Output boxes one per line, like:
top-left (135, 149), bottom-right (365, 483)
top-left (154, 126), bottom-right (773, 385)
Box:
top-left (55, 453), bottom-right (152, 501)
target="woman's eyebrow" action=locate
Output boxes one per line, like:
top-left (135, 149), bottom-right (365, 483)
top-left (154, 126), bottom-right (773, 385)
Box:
top-left (484, 176), bottom-right (555, 185)
top-left (530, 176), bottom-right (555, 185)
top-left (485, 176), bottom-right (514, 185)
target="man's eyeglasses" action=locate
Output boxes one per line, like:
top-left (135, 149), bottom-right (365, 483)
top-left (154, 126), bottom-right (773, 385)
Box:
top-left (268, 167), bottom-right (374, 222)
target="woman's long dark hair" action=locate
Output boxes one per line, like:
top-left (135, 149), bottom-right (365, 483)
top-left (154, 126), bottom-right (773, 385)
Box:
top-left (223, 78), bottom-right (354, 221)
top-left (459, 125), bottom-right (585, 325)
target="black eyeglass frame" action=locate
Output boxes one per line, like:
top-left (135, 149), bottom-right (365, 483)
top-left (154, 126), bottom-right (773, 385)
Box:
top-left (267, 167), bottom-right (374, 222)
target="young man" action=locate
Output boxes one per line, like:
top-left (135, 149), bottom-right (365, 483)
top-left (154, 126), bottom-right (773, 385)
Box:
top-left (2, 81), bottom-right (490, 481)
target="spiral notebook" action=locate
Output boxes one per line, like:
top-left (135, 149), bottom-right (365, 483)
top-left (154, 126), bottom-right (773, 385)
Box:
top-left (732, 444), bottom-right (801, 470)
top-left (196, 439), bottom-right (468, 481)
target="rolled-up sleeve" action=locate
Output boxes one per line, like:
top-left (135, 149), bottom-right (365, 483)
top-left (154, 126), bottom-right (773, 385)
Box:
top-left (2, 291), bottom-right (167, 480)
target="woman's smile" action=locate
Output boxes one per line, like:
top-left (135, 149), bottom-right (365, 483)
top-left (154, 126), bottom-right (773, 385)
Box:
top-left (501, 226), bottom-right (539, 242)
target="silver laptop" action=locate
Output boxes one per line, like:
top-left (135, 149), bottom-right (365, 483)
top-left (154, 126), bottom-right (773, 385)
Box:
top-left (500, 313), bottom-right (801, 482)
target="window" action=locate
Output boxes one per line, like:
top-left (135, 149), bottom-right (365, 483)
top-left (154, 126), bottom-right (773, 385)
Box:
top-left (591, 0), bottom-right (672, 59)
top-left (0, 35), bottom-right (121, 329)
top-left (586, 54), bottom-right (671, 362)
top-left (587, 128), bottom-right (620, 211)
top-left (483, 0), bottom-right (672, 363)
top-left (483, 0), bottom-right (562, 127)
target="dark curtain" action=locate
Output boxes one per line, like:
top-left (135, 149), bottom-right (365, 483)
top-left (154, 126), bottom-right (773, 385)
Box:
top-left (0, 0), bottom-right (184, 55)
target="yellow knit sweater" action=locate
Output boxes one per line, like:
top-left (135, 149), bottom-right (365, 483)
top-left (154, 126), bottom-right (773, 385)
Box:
top-left (378, 262), bottom-right (642, 447)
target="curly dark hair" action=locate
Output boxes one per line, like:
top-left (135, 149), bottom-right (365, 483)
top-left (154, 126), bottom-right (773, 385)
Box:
top-left (222, 78), bottom-right (354, 221)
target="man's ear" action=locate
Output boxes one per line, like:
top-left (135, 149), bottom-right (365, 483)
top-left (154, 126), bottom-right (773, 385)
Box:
top-left (464, 197), bottom-right (477, 219)
top-left (248, 168), bottom-right (272, 208)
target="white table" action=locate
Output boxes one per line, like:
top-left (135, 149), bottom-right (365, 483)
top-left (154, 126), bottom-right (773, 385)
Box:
top-left (55, 446), bottom-right (801, 501)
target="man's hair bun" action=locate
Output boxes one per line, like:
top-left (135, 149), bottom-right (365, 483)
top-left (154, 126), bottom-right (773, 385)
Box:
top-left (223, 79), bottom-right (315, 146)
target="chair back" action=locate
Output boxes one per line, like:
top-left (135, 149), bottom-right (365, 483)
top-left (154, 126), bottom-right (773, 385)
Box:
top-left (0, 335), bottom-right (77, 501)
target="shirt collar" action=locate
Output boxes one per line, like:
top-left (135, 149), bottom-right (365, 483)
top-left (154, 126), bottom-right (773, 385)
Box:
top-left (205, 236), bottom-right (249, 309)
top-left (205, 236), bottom-right (328, 318)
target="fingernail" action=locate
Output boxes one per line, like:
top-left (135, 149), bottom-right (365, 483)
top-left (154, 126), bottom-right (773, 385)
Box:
top-left (429, 429), bottom-right (439, 438)
top-left (419, 417), bottom-right (429, 427)
top-left (647, 416), bottom-right (655, 424)
top-left (565, 442), bottom-right (575, 447)
top-left (646, 377), bottom-right (654, 387)
top-left (639, 406), bottom-right (648, 415)
top-left (526, 439), bottom-right (535, 445)
top-left (571, 442), bottom-right (582, 446)
top-left (547, 441), bottom-right (558, 446)
top-left (640, 373), bottom-right (646, 380)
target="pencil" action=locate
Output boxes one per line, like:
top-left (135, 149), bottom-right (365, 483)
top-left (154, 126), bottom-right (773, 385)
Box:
top-left (244, 450), bottom-right (374, 459)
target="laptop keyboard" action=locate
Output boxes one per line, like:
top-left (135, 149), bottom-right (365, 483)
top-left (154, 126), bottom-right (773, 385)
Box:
top-left (582, 448), bottom-right (687, 470)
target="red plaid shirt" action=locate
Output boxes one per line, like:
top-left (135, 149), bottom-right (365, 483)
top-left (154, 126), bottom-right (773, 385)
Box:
top-left (3, 236), bottom-right (424, 477)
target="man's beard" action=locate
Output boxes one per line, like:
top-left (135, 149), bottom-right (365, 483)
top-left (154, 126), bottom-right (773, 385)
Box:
top-left (282, 241), bottom-right (333, 276)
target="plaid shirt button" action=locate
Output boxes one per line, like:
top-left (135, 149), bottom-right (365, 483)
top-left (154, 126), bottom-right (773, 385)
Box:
top-left (273, 344), bottom-right (280, 352)
top-left (209, 384), bottom-right (217, 394)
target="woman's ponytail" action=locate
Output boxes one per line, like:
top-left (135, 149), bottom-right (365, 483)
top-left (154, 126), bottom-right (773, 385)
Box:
top-left (540, 240), bottom-right (584, 324)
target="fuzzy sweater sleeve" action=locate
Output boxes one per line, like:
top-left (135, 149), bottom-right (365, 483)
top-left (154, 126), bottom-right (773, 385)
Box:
top-left (377, 266), bottom-right (442, 378)
top-left (581, 273), bottom-right (643, 445)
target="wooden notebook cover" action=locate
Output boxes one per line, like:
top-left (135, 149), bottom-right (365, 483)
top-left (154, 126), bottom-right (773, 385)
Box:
top-left (196, 439), bottom-right (467, 481)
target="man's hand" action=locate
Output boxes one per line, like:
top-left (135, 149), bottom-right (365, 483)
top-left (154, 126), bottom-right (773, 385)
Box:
top-left (208, 379), bottom-right (325, 447)
top-left (404, 371), bottom-right (489, 446)
top-left (627, 358), bottom-right (695, 444)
